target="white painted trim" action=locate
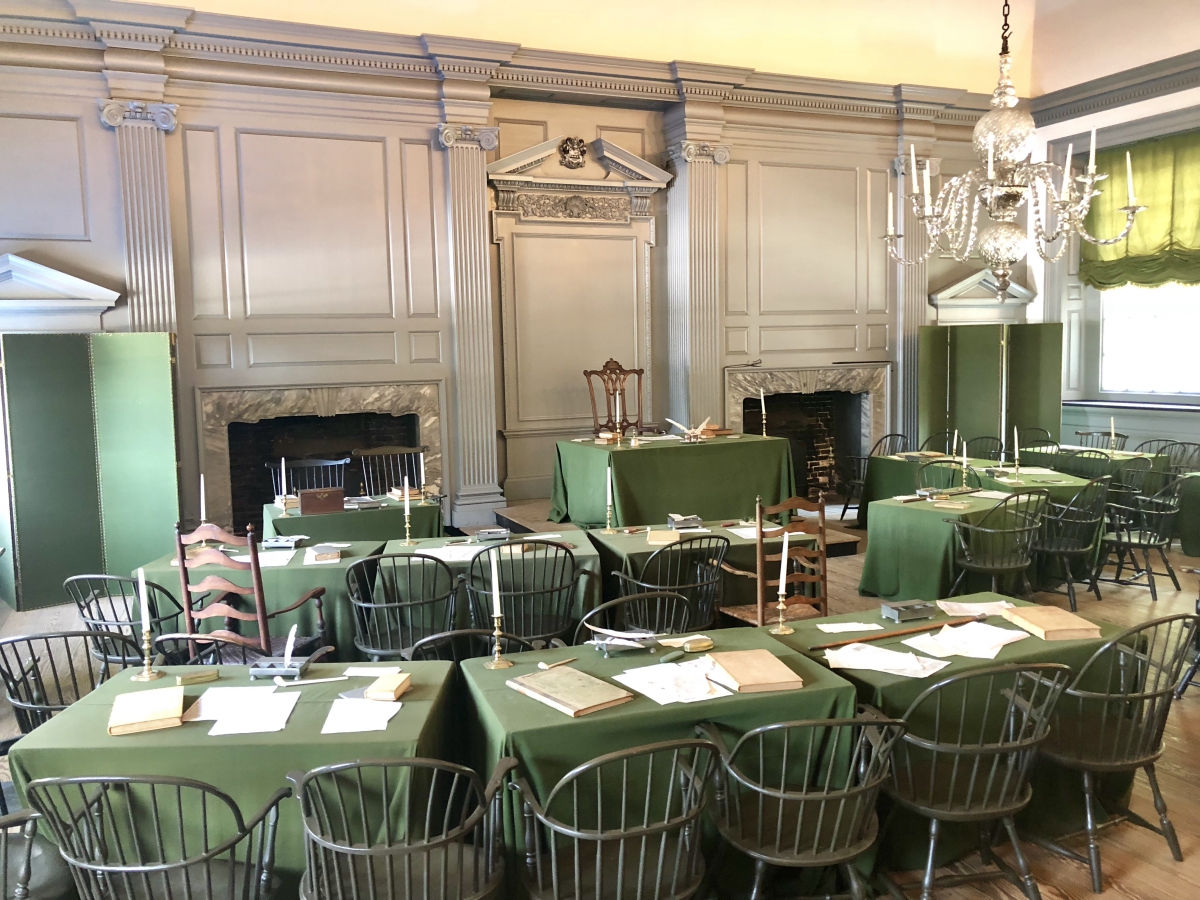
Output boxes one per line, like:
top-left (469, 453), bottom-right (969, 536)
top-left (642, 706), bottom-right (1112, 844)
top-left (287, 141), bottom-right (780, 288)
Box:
top-left (0, 254), bottom-right (119, 333)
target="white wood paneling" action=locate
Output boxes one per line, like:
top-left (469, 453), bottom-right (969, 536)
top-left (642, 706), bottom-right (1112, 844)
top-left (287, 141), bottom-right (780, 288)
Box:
top-left (399, 141), bottom-right (438, 318)
top-left (0, 115), bottom-right (87, 241)
top-left (183, 128), bottom-right (227, 319)
top-left (194, 334), bottom-right (232, 368)
top-left (866, 167), bottom-right (889, 312)
top-left (409, 331), bottom-right (441, 363)
top-left (237, 132), bottom-right (392, 318)
top-left (760, 324), bottom-right (857, 353)
top-left (724, 160), bottom-right (748, 315)
top-left (247, 331), bottom-right (397, 367)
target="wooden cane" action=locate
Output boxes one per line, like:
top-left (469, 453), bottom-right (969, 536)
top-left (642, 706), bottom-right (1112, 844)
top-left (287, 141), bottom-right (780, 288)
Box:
top-left (809, 614), bottom-right (988, 651)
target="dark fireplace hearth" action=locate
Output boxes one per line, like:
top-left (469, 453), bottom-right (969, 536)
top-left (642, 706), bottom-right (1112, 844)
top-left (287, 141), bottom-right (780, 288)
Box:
top-left (227, 412), bottom-right (419, 533)
top-left (743, 392), bottom-right (864, 500)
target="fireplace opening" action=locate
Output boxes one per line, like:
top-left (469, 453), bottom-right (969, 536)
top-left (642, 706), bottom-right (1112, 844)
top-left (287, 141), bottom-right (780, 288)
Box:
top-left (743, 392), bottom-right (864, 501)
top-left (227, 412), bottom-right (420, 532)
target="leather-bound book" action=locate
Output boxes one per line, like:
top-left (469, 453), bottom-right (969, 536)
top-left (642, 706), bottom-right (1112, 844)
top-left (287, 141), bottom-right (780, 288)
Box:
top-left (705, 649), bottom-right (804, 693)
top-left (507, 667), bottom-right (633, 717)
top-left (108, 686), bottom-right (186, 736)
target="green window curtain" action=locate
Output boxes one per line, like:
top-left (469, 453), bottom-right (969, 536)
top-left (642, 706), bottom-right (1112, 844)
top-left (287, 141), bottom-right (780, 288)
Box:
top-left (1079, 130), bottom-right (1200, 290)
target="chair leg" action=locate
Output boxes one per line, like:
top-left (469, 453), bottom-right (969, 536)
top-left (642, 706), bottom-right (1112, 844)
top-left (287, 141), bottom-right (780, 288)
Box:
top-left (1144, 548), bottom-right (1159, 601)
top-left (991, 574), bottom-right (999, 594)
top-left (949, 569), bottom-right (966, 597)
top-left (749, 858), bottom-right (770, 900)
top-left (1160, 547), bottom-right (1181, 591)
top-left (842, 863), bottom-right (867, 900)
top-left (1000, 816), bottom-right (1042, 900)
top-left (1082, 770), bottom-right (1103, 893)
top-left (921, 818), bottom-right (940, 900)
top-left (1177, 653), bottom-right (1200, 699)
top-left (1061, 555), bottom-right (1077, 612)
top-left (977, 821), bottom-right (994, 866)
top-left (1145, 764), bottom-right (1184, 862)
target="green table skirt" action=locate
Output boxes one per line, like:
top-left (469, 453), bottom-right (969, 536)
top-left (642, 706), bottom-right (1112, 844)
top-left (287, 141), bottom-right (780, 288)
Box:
top-left (770, 596), bottom-right (1132, 870)
top-left (10, 662), bottom-right (453, 899)
top-left (550, 435), bottom-right (796, 528)
top-left (264, 498), bottom-right (443, 542)
top-left (139, 541), bottom-right (385, 662)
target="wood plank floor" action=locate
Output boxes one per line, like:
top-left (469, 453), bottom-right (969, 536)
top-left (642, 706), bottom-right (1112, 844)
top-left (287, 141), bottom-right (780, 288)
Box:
top-left (0, 535), bottom-right (1196, 899)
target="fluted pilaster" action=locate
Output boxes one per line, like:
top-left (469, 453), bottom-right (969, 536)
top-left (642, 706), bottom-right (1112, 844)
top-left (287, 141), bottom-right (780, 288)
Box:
top-left (438, 123), bottom-right (506, 526)
top-left (667, 140), bottom-right (728, 427)
top-left (897, 159), bottom-right (929, 441)
top-left (99, 99), bottom-right (177, 332)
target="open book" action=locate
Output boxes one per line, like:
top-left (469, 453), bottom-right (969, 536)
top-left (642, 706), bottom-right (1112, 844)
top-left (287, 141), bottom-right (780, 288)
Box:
top-left (507, 667), bottom-right (633, 717)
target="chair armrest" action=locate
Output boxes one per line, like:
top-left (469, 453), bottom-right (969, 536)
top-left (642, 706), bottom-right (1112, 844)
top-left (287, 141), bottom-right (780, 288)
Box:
top-left (484, 757), bottom-right (520, 801)
top-left (718, 562), bottom-right (755, 579)
top-left (265, 587), bottom-right (326, 618)
top-left (694, 722), bottom-right (734, 763)
top-left (508, 774), bottom-right (548, 818)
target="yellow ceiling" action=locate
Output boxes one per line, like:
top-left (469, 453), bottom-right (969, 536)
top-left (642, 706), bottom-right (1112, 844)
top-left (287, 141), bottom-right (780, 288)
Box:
top-left (176, 0), bottom-right (1033, 95)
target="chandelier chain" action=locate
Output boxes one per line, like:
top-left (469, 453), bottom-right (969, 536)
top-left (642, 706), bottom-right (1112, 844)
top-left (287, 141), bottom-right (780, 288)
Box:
top-left (1000, 1), bottom-right (1011, 56)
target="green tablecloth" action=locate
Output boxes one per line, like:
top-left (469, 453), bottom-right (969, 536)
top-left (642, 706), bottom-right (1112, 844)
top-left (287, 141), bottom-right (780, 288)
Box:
top-left (263, 496), bottom-right (443, 542)
top-left (1177, 474), bottom-right (1200, 557)
top-left (139, 541), bottom-right (385, 662)
top-left (769, 595), bottom-right (1131, 870)
top-left (10, 662), bottom-right (453, 899)
top-left (549, 435), bottom-right (796, 528)
top-left (383, 532), bottom-right (603, 628)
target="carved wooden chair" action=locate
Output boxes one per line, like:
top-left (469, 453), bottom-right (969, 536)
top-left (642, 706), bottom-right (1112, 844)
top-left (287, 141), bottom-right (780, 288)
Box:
top-left (175, 522), bottom-right (327, 662)
top-left (583, 358), bottom-right (650, 436)
top-left (720, 494), bottom-right (828, 627)
top-left (352, 445), bottom-right (429, 496)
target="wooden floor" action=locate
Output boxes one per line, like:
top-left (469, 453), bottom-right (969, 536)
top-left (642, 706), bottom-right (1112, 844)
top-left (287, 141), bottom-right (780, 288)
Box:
top-left (0, 530), bottom-right (1196, 898)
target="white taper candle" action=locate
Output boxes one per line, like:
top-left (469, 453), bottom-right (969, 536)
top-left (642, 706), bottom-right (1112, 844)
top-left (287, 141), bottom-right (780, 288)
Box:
top-left (777, 529), bottom-right (789, 597)
top-left (952, 429), bottom-right (959, 456)
top-left (606, 463), bottom-right (613, 507)
top-left (887, 189), bottom-right (895, 236)
top-left (490, 550), bottom-right (502, 617)
top-left (403, 475), bottom-right (410, 516)
top-left (280, 456), bottom-right (287, 496)
top-left (1088, 128), bottom-right (1097, 173)
top-left (1060, 143), bottom-right (1073, 196)
top-left (1126, 152), bottom-right (1135, 206)
top-left (1014, 426), bottom-right (1020, 466)
top-left (199, 473), bottom-right (206, 522)
top-left (137, 567), bottom-right (150, 633)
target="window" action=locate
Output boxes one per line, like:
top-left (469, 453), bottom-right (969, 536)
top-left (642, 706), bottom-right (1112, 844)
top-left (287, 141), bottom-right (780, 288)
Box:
top-left (1100, 281), bottom-right (1200, 395)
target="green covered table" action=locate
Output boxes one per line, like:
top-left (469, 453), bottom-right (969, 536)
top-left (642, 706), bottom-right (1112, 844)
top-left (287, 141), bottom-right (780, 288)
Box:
top-left (383, 532), bottom-right (603, 628)
top-left (769, 595), bottom-right (1131, 870)
top-left (549, 435), bottom-right (796, 527)
top-left (10, 661), bottom-right (453, 899)
top-left (263, 496), bottom-right (442, 542)
top-left (139, 541), bottom-right (385, 662)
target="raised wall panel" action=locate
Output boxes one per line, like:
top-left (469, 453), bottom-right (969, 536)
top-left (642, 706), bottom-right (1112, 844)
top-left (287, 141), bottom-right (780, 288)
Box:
top-left (0, 116), bottom-right (87, 240)
top-left (759, 164), bottom-right (857, 313)
top-left (247, 331), bottom-right (397, 367)
top-left (512, 234), bottom-right (637, 422)
top-left (760, 324), bottom-right (857, 353)
top-left (597, 126), bottom-right (645, 158)
top-left (497, 120), bottom-right (548, 159)
top-left (725, 161), bottom-right (748, 315)
top-left (400, 141), bottom-right (438, 317)
top-left (867, 323), bottom-right (888, 350)
top-left (866, 168), bottom-right (889, 312)
top-left (725, 327), bottom-right (749, 355)
top-left (183, 128), bottom-right (227, 319)
top-left (409, 331), bottom-right (441, 363)
top-left (194, 334), bottom-right (232, 368)
top-left (237, 132), bottom-right (391, 318)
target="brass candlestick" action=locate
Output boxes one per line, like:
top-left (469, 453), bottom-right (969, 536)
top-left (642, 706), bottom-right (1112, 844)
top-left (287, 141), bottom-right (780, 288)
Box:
top-left (130, 627), bottom-right (164, 682)
top-left (402, 511), bottom-right (416, 546)
top-left (769, 592), bottom-right (794, 635)
top-left (761, 402), bottom-right (768, 437)
top-left (601, 501), bottom-right (617, 534)
top-left (484, 615), bottom-right (513, 669)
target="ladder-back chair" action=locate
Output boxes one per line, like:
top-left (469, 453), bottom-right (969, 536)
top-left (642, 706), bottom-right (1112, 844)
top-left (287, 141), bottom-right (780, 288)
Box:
top-left (352, 445), bottom-right (428, 496)
top-left (584, 358), bottom-right (648, 436)
top-left (721, 495), bottom-right (827, 627)
top-left (175, 522), bottom-right (327, 660)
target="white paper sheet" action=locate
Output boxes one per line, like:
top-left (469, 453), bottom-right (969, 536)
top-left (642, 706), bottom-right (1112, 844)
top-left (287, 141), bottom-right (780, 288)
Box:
top-left (936, 599), bottom-right (1014, 617)
top-left (343, 666), bottom-right (401, 677)
top-left (420, 544), bottom-right (485, 563)
top-left (726, 525), bottom-right (786, 540)
top-left (320, 698), bottom-right (403, 734)
top-left (824, 643), bottom-right (951, 678)
top-left (230, 550), bottom-right (295, 567)
top-left (613, 659), bottom-right (732, 705)
top-left (1008, 466), bottom-right (1058, 475)
top-left (675, 527), bottom-right (711, 534)
top-left (892, 495), bottom-right (921, 502)
top-left (638, 434), bottom-right (682, 442)
top-left (207, 692), bottom-right (300, 736)
top-left (975, 490), bottom-right (1012, 500)
top-left (815, 622), bottom-right (885, 634)
top-left (182, 686), bottom-right (278, 722)
top-left (525, 533), bottom-right (562, 540)
top-left (902, 622), bottom-right (1029, 660)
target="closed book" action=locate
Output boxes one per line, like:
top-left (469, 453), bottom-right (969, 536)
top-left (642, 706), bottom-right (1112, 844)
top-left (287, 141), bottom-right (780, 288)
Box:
top-left (108, 686), bottom-right (186, 736)
top-left (274, 495), bottom-right (299, 510)
top-left (646, 529), bottom-right (681, 546)
top-left (700, 427), bottom-right (732, 437)
top-left (386, 488), bottom-right (423, 501)
top-left (310, 544), bottom-right (343, 562)
top-left (705, 649), bottom-right (804, 693)
top-left (364, 672), bottom-right (411, 701)
top-left (1001, 606), bottom-right (1101, 641)
top-left (507, 667), bottom-right (633, 717)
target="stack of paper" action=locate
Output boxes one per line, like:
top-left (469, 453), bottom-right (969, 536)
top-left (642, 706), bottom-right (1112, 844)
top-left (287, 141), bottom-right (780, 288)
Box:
top-left (815, 622), bottom-right (885, 634)
top-left (937, 599), bottom-right (1014, 617)
top-left (902, 621), bottom-right (1029, 660)
top-left (825, 643), bottom-right (951, 678)
top-left (421, 544), bottom-right (485, 563)
top-left (613, 658), bottom-right (731, 705)
top-left (182, 685), bottom-right (299, 735)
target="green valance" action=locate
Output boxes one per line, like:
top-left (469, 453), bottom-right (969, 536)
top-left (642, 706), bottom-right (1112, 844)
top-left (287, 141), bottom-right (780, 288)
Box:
top-left (1079, 129), bottom-right (1200, 290)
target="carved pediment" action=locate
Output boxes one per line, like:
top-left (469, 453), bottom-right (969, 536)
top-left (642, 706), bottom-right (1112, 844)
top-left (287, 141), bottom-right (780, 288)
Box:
top-left (929, 269), bottom-right (1036, 306)
top-left (488, 136), bottom-right (671, 220)
top-left (0, 254), bottom-right (119, 332)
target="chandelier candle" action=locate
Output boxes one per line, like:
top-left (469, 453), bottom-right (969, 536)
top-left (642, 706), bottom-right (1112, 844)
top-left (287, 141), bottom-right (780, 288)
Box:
top-left (1061, 143), bottom-right (1073, 195)
top-left (1088, 128), bottom-right (1097, 173)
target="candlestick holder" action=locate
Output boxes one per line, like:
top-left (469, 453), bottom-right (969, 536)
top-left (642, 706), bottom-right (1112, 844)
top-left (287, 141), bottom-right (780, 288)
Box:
top-left (402, 512), bottom-right (417, 546)
top-left (761, 404), bottom-right (768, 438)
top-left (768, 593), bottom-right (794, 635)
top-left (484, 615), bottom-right (513, 669)
top-left (601, 502), bottom-right (617, 534)
top-left (130, 627), bottom-right (164, 682)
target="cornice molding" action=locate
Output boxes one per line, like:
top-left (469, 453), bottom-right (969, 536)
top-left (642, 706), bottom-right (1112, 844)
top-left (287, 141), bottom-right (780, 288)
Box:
top-left (1032, 49), bottom-right (1200, 126)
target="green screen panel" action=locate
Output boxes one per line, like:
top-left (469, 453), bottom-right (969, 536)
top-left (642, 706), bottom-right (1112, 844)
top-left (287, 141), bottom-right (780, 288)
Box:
top-left (1008, 323), bottom-right (1063, 443)
top-left (90, 333), bottom-right (180, 577)
top-left (3, 334), bottom-right (103, 608)
top-left (917, 326), bottom-right (951, 447)
top-left (950, 324), bottom-right (1004, 441)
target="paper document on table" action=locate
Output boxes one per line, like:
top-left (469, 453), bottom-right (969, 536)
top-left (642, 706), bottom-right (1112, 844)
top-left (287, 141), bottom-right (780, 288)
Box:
top-left (321, 698), bottom-right (403, 734)
top-left (182, 686), bottom-right (278, 722)
top-left (936, 599), bottom-right (1014, 617)
top-left (344, 666), bottom-right (401, 677)
top-left (526, 533), bottom-right (562, 540)
top-left (637, 434), bottom-right (682, 441)
top-left (1011, 466), bottom-right (1057, 474)
top-left (421, 544), bottom-right (485, 563)
top-left (230, 550), bottom-right (295, 567)
top-left (902, 622), bottom-right (1029, 660)
top-left (975, 490), bottom-right (1012, 500)
top-left (207, 692), bottom-right (300, 736)
top-left (825, 643), bottom-right (951, 678)
top-left (675, 527), bottom-right (711, 534)
top-left (613, 659), bottom-right (731, 705)
top-left (816, 622), bottom-right (885, 634)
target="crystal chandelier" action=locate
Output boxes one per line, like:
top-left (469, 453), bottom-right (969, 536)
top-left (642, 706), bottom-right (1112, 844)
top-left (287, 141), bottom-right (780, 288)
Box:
top-left (884, 2), bottom-right (1146, 299)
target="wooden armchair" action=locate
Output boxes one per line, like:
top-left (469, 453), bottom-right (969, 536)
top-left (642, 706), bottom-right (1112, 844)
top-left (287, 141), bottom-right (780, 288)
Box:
top-left (720, 494), bottom-right (828, 626)
top-left (174, 522), bottom-right (327, 660)
top-left (583, 358), bottom-right (651, 436)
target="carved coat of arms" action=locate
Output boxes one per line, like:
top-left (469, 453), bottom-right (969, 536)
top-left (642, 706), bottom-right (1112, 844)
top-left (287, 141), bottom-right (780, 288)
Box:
top-left (558, 137), bottom-right (587, 169)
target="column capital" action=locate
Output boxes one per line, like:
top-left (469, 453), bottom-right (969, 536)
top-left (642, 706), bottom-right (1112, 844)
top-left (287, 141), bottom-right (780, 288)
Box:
top-left (98, 98), bottom-right (177, 132)
top-left (437, 123), bottom-right (499, 151)
top-left (668, 141), bottom-right (731, 166)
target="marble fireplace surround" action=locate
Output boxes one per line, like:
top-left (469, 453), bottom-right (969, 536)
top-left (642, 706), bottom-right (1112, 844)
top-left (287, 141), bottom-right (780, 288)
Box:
top-left (199, 382), bottom-right (442, 529)
top-left (725, 364), bottom-right (891, 454)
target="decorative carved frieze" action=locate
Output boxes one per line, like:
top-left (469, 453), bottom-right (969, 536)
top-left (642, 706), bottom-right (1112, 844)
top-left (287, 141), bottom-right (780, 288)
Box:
top-left (436, 123), bottom-right (499, 150)
top-left (98, 98), bottom-right (177, 131)
top-left (667, 141), bottom-right (731, 165)
top-left (515, 193), bottom-right (631, 222)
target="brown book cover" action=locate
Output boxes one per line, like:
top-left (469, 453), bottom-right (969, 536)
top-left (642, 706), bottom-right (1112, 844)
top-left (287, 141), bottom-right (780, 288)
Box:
top-left (108, 686), bottom-right (186, 736)
top-left (1001, 606), bottom-right (1101, 641)
top-left (364, 672), bottom-right (411, 701)
top-left (507, 667), bottom-right (633, 717)
top-left (299, 487), bottom-right (344, 515)
top-left (706, 649), bottom-right (804, 693)
top-left (646, 529), bottom-right (681, 546)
